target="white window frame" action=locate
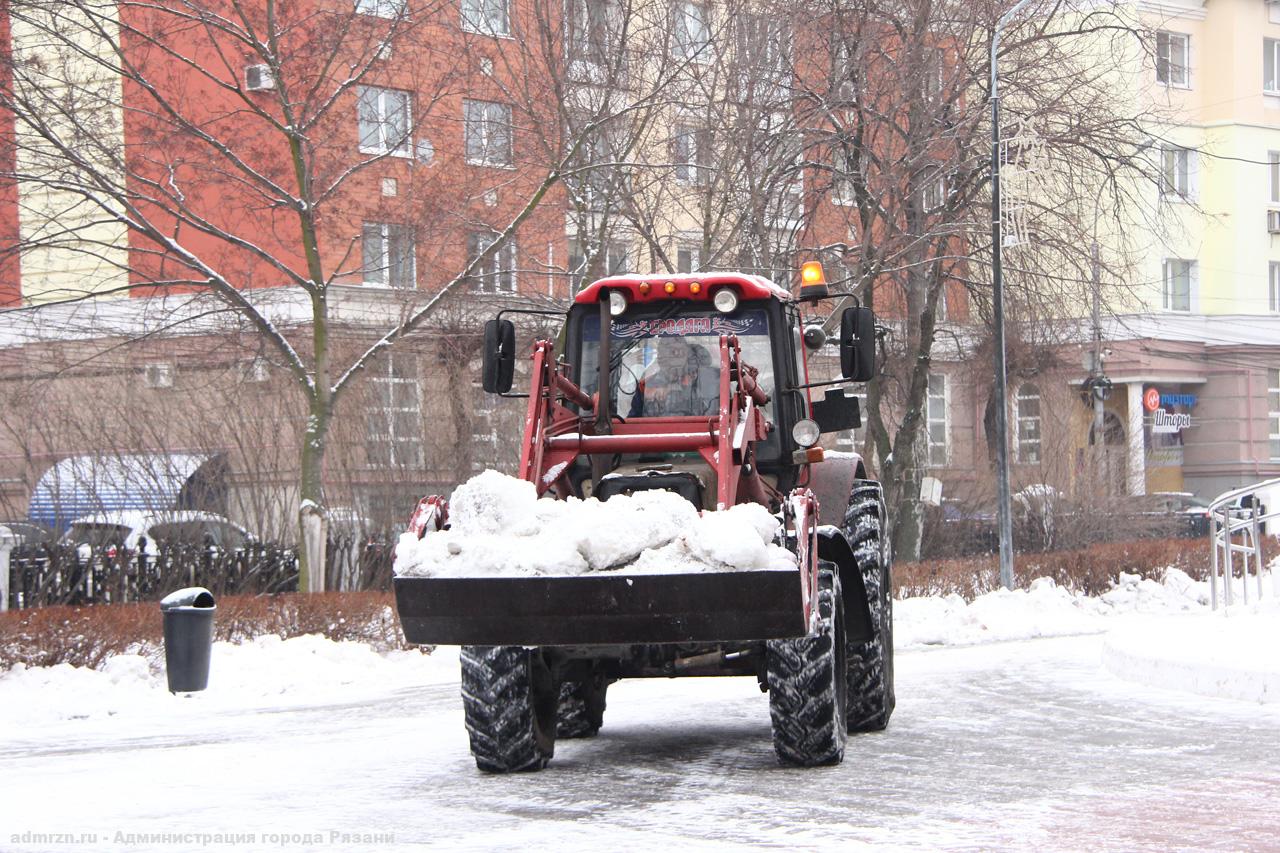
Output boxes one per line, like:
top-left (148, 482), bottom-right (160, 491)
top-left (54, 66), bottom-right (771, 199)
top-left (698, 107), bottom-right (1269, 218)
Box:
top-left (832, 146), bottom-right (857, 206)
top-left (464, 99), bottom-right (514, 167)
top-left (357, 86), bottom-right (412, 156)
top-left (355, 0), bottom-right (406, 18)
top-left (1159, 145), bottom-right (1194, 201)
top-left (1267, 38), bottom-right (1280, 94)
top-left (1015, 383), bottom-right (1042, 464)
top-left (1270, 1), bottom-right (1280, 25)
top-left (673, 123), bottom-right (709, 185)
top-left (1162, 258), bottom-right (1195, 312)
top-left (143, 362), bottom-right (174, 389)
top-left (926, 372), bottom-right (949, 467)
top-left (462, 0), bottom-right (510, 37)
top-left (468, 232), bottom-right (518, 292)
top-left (672, 0), bottom-right (710, 62)
top-left (1271, 262), bottom-right (1280, 313)
top-left (921, 167), bottom-right (946, 212)
top-left (1269, 367), bottom-right (1280, 460)
top-left (362, 222), bottom-right (416, 288)
top-left (567, 0), bottom-right (620, 68)
top-left (1270, 151), bottom-right (1280, 204)
top-left (1156, 31), bottom-right (1190, 88)
top-left (676, 244), bottom-right (701, 273)
top-left (367, 353), bottom-right (423, 468)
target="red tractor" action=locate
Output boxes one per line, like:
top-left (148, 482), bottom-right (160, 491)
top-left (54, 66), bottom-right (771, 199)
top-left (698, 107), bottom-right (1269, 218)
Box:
top-left (394, 265), bottom-right (893, 770)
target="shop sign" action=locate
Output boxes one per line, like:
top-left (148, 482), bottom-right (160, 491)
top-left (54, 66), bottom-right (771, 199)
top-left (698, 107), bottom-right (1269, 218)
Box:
top-left (1152, 408), bottom-right (1191, 434)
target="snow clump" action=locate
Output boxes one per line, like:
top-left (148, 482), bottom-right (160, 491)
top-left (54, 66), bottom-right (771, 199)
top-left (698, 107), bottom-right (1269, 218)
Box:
top-left (394, 470), bottom-right (797, 578)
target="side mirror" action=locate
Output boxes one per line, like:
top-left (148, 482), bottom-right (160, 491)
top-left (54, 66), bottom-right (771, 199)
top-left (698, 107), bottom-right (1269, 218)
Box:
top-left (840, 306), bottom-right (876, 382)
top-left (481, 318), bottom-right (516, 393)
top-left (811, 387), bottom-right (861, 434)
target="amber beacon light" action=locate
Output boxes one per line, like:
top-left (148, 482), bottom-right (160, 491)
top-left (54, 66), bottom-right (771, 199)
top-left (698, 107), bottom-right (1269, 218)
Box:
top-left (799, 261), bottom-right (829, 301)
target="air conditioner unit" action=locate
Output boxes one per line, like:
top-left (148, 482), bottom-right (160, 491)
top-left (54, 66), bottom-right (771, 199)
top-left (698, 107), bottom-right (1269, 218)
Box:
top-left (1269, 209), bottom-right (1280, 234)
top-left (245, 64), bottom-right (274, 91)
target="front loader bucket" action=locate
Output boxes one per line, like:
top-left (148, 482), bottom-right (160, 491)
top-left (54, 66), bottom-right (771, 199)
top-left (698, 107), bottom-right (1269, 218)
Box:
top-left (393, 568), bottom-right (806, 647)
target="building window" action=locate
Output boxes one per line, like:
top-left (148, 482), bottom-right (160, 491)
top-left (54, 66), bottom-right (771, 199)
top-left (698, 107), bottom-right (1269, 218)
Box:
top-left (567, 237), bottom-right (629, 293)
top-left (357, 86), bottom-right (411, 156)
top-left (464, 100), bottom-right (513, 167)
top-left (921, 168), bottom-right (946, 212)
top-left (462, 0), bottom-right (509, 36)
top-left (1156, 31), bottom-right (1189, 88)
top-left (1015, 384), bottom-right (1041, 464)
top-left (673, 124), bottom-right (709, 184)
top-left (143, 362), bottom-right (174, 389)
top-left (1270, 151), bottom-right (1280, 203)
top-left (927, 372), bottom-right (948, 466)
top-left (1162, 258), bottom-right (1194, 312)
top-left (672, 0), bottom-right (709, 61)
top-left (832, 146), bottom-right (857, 206)
top-left (1271, 262), bottom-right (1280, 313)
top-left (1269, 368), bottom-right (1280, 459)
top-left (735, 14), bottom-right (790, 77)
top-left (467, 232), bottom-right (517, 292)
top-left (366, 352), bottom-right (423, 467)
top-left (355, 0), bottom-right (405, 18)
top-left (1160, 146), bottom-right (1193, 200)
top-left (568, 0), bottom-right (619, 66)
top-left (362, 223), bottom-right (415, 288)
top-left (677, 244), bottom-right (700, 273)
top-left (1267, 38), bottom-right (1280, 93)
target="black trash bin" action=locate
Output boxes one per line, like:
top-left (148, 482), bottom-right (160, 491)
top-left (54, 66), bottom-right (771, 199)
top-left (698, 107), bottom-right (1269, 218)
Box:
top-left (160, 587), bottom-right (216, 693)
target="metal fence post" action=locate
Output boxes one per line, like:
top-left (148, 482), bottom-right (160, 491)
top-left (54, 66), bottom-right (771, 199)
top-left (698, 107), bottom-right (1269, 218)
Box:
top-left (0, 527), bottom-right (14, 613)
top-left (1210, 511), bottom-right (1219, 610)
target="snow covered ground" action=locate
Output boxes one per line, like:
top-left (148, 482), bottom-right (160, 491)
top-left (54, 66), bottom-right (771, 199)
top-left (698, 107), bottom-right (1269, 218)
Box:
top-left (2, 567), bottom-right (1277, 851)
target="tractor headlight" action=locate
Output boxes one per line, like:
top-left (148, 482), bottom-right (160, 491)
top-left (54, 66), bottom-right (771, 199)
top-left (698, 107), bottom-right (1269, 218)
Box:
top-left (713, 288), bottom-right (739, 314)
top-left (792, 418), bottom-right (821, 448)
top-left (608, 290), bottom-right (629, 316)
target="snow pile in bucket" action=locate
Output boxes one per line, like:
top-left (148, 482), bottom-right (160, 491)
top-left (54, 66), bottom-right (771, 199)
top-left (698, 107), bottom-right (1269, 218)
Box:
top-left (393, 470), bottom-right (797, 578)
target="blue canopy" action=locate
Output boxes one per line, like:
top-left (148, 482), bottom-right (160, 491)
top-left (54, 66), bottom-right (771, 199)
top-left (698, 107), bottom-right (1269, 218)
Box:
top-left (28, 453), bottom-right (226, 532)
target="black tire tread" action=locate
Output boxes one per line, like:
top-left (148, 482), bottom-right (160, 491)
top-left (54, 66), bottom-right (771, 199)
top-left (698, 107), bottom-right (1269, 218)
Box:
top-left (766, 567), bottom-right (847, 766)
top-left (556, 677), bottom-right (608, 738)
top-left (460, 645), bottom-right (555, 772)
top-left (843, 481), bottom-right (895, 733)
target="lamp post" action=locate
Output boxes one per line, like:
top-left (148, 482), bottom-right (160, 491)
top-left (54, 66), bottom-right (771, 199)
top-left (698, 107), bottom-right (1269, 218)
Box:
top-left (990, 0), bottom-right (1035, 591)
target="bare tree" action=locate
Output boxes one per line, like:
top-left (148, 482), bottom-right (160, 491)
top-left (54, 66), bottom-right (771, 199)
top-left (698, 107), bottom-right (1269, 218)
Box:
top-left (0, 0), bottom-right (676, 587)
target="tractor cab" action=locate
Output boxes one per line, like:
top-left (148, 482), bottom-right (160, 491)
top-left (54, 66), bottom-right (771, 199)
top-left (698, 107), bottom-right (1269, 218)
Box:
top-left (482, 265), bottom-right (876, 514)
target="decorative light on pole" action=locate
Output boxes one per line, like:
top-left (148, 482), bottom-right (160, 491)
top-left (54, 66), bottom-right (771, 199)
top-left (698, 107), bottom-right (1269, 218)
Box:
top-left (990, 0), bottom-right (1035, 592)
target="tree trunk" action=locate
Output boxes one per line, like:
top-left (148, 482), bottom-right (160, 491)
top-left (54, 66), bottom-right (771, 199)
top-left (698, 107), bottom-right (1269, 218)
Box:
top-left (297, 403), bottom-right (330, 593)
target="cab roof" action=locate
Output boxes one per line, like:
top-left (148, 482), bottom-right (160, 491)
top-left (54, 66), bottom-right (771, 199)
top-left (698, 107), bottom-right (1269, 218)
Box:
top-left (573, 272), bottom-right (793, 307)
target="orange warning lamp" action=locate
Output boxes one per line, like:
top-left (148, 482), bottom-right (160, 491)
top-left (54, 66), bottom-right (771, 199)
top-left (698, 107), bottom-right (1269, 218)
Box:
top-left (799, 261), bottom-right (829, 301)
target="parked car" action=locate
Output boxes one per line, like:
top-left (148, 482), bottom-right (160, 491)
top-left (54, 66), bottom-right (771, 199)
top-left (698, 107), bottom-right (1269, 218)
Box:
top-left (0, 520), bottom-right (55, 549)
top-left (59, 510), bottom-right (256, 562)
top-left (1140, 492), bottom-right (1212, 538)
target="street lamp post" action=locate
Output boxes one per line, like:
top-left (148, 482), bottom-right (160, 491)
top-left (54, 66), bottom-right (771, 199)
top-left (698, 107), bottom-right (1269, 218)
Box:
top-left (990, 0), bottom-right (1035, 591)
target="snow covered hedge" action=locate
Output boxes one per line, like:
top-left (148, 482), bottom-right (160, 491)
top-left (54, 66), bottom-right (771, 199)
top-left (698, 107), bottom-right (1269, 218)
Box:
top-left (0, 592), bottom-right (408, 670)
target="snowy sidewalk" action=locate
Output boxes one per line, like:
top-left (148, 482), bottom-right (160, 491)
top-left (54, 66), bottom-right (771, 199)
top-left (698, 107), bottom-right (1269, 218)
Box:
top-left (1102, 596), bottom-right (1280, 705)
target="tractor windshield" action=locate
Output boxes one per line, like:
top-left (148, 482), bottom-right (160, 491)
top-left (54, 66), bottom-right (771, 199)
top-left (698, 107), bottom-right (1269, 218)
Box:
top-left (579, 307), bottom-right (776, 421)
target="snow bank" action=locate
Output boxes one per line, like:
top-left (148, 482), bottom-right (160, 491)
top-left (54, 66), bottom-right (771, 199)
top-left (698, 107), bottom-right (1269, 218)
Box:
top-left (1102, 594), bottom-right (1280, 705)
top-left (394, 470), bottom-right (796, 578)
top-left (0, 636), bottom-right (459, 728)
top-left (895, 570), bottom-right (1210, 649)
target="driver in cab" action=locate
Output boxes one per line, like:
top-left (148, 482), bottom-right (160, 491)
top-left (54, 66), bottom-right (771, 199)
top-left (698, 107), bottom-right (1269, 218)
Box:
top-left (627, 336), bottom-right (716, 417)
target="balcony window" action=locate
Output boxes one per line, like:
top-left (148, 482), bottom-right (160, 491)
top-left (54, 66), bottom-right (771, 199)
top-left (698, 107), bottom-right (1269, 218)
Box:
top-left (1156, 31), bottom-right (1189, 88)
top-left (462, 0), bottom-right (509, 36)
top-left (362, 223), bottom-right (415, 288)
top-left (464, 100), bottom-right (513, 167)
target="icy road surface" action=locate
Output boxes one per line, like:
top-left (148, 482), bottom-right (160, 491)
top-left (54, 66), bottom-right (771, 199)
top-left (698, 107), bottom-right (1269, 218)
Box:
top-left (4, 635), bottom-right (1279, 852)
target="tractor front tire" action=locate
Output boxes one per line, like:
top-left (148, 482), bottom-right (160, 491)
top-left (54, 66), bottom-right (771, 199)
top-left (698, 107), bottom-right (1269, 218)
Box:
top-left (460, 645), bottom-right (557, 772)
top-left (766, 565), bottom-right (847, 767)
top-left (843, 481), bottom-right (896, 733)
top-left (556, 676), bottom-right (609, 738)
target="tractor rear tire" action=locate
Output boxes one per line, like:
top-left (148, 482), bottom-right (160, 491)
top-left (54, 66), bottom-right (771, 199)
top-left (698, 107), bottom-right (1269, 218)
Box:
top-left (556, 676), bottom-right (609, 738)
top-left (766, 565), bottom-right (847, 766)
top-left (460, 645), bottom-right (557, 773)
top-left (843, 481), bottom-right (896, 733)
